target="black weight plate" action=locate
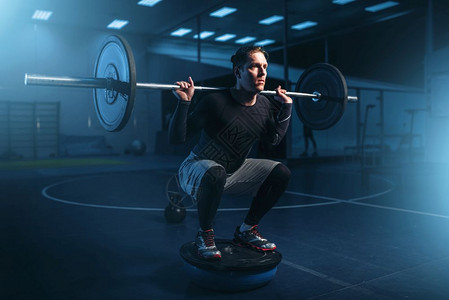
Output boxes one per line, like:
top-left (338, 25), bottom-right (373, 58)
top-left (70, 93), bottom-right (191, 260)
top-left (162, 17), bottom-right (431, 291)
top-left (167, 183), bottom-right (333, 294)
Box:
top-left (294, 63), bottom-right (348, 130)
top-left (93, 35), bottom-right (136, 132)
top-left (166, 174), bottom-right (196, 209)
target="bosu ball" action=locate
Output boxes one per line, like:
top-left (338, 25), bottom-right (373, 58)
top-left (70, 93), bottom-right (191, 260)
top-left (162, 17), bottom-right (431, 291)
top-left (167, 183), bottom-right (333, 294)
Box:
top-left (180, 239), bottom-right (282, 292)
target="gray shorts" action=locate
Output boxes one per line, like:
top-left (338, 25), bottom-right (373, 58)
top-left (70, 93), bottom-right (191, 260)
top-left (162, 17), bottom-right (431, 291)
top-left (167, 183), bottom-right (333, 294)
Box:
top-left (178, 151), bottom-right (280, 201)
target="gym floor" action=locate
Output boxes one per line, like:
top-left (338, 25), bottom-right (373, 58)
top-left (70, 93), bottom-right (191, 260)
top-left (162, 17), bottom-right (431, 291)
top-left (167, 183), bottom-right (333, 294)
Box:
top-left (1, 154), bottom-right (449, 299)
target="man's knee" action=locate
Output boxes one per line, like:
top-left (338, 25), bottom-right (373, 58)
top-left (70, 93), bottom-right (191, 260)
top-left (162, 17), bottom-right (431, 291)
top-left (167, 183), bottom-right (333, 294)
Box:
top-left (203, 165), bottom-right (227, 187)
top-left (271, 163), bottom-right (291, 184)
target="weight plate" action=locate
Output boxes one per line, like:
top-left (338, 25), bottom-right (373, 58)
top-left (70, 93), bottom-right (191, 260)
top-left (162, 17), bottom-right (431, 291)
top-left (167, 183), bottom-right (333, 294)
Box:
top-left (166, 174), bottom-right (195, 209)
top-left (294, 63), bottom-right (348, 130)
top-left (93, 35), bottom-right (136, 131)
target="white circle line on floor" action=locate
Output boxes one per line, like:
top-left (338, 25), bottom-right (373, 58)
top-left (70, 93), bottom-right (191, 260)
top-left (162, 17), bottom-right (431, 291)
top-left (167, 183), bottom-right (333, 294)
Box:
top-left (41, 181), bottom-right (338, 212)
top-left (41, 173), bottom-right (449, 219)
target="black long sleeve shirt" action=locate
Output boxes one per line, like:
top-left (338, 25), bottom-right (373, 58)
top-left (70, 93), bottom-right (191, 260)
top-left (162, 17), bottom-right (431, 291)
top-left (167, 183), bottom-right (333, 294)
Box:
top-left (169, 90), bottom-right (292, 173)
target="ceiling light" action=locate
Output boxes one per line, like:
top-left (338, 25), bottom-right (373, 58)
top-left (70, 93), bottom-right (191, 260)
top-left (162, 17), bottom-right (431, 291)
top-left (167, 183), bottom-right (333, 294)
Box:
top-left (193, 31), bottom-right (215, 39)
top-left (32, 10), bottom-right (53, 21)
top-left (137, 0), bottom-right (162, 7)
top-left (255, 39), bottom-right (276, 47)
top-left (209, 7), bottom-right (237, 18)
top-left (365, 1), bottom-right (399, 13)
top-left (259, 15), bottom-right (284, 25)
top-left (170, 27), bottom-right (192, 37)
top-left (291, 21), bottom-right (318, 31)
top-left (215, 34), bottom-right (236, 42)
top-left (332, 0), bottom-right (356, 5)
top-left (107, 19), bottom-right (129, 30)
top-left (235, 36), bottom-right (256, 44)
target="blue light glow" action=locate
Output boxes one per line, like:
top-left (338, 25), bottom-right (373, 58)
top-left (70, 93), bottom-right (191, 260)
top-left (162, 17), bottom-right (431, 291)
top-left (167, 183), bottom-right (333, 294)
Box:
top-left (193, 31), bottom-right (215, 39)
top-left (32, 10), bottom-right (53, 21)
top-left (170, 28), bottom-right (192, 37)
top-left (332, 0), bottom-right (356, 5)
top-left (255, 39), bottom-right (275, 46)
top-left (235, 36), bottom-right (256, 44)
top-left (137, 0), bottom-right (162, 7)
top-left (259, 15), bottom-right (284, 25)
top-left (209, 7), bottom-right (237, 18)
top-left (107, 19), bottom-right (129, 30)
top-left (291, 21), bottom-right (318, 31)
top-left (365, 1), bottom-right (399, 13)
top-left (215, 33), bottom-right (236, 42)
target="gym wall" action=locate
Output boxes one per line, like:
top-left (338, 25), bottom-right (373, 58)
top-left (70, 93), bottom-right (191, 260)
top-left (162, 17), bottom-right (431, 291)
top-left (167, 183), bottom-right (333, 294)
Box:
top-left (426, 44), bottom-right (449, 163)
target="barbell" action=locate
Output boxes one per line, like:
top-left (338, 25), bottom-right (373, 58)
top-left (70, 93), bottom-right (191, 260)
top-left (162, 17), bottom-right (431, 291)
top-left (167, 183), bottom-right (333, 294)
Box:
top-left (24, 35), bottom-right (358, 131)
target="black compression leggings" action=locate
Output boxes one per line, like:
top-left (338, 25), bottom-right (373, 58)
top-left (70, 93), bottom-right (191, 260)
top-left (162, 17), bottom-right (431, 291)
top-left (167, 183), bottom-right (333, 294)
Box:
top-left (197, 166), bottom-right (227, 231)
top-left (244, 163), bottom-right (291, 226)
top-left (197, 163), bottom-right (291, 231)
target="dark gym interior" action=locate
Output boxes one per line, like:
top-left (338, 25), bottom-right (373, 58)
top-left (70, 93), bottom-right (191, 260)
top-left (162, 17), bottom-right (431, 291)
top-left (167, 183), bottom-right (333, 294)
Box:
top-left (2, 0), bottom-right (449, 299)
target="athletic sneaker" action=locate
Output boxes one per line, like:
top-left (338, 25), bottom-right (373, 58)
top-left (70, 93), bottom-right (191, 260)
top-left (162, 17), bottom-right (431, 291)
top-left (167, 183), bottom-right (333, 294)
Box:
top-left (234, 225), bottom-right (276, 251)
top-left (195, 229), bottom-right (222, 260)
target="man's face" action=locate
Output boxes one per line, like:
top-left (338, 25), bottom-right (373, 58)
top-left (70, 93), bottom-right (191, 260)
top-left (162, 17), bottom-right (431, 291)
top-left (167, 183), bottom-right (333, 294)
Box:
top-left (236, 51), bottom-right (267, 93)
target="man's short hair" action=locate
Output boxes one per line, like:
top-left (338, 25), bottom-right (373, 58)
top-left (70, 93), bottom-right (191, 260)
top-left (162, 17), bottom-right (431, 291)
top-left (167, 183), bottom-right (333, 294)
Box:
top-left (231, 46), bottom-right (269, 69)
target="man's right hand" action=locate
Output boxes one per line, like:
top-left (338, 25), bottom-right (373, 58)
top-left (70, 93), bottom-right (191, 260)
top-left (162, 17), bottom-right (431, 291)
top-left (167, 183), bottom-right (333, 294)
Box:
top-left (173, 76), bottom-right (195, 101)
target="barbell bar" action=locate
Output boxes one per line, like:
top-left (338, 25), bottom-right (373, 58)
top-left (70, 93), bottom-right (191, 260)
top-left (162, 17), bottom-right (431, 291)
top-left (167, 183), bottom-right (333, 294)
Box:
top-left (24, 73), bottom-right (358, 103)
top-left (24, 35), bottom-right (358, 131)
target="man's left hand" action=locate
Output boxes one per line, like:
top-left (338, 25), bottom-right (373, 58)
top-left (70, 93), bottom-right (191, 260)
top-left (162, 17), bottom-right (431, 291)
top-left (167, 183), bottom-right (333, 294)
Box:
top-left (274, 85), bottom-right (293, 103)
